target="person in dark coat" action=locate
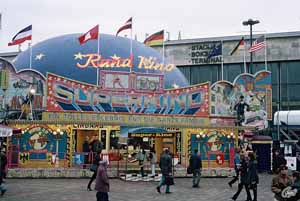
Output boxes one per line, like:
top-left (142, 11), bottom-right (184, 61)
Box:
top-left (95, 160), bottom-right (109, 201)
top-left (290, 171), bottom-right (300, 201)
top-left (90, 136), bottom-right (103, 153)
top-left (82, 136), bottom-right (90, 168)
top-left (231, 154), bottom-right (252, 201)
top-left (156, 148), bottom-right (172, 194)
top-left (87, 150), bottom-right (102, 191)
top-left (189, 149), bottom-right (202, 188)
top-left (0, 148), bottom-right (7, 196)
top-left (248, 152), bottom-right (259, 201)
top-left (272, 165), bottom-right (293, 201)
top-left (228, 148), bottom-right (241, 187)
top-left (273, 150), bottom-right (287, 174)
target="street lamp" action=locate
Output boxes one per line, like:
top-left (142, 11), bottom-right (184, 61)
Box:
top-left (242, 18), bottom-right (260, 74)
top-left (28, 88), bottom-right (36, 120)
top-left (30, 88), bottom-right (36, 95)
top-left (196, 134), bottom-right (201, 153)
top-left (53, 128), bottom-right (64, 167)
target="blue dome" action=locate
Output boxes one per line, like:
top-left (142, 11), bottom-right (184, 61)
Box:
top-left (14, 34), bottom-right (188, 88)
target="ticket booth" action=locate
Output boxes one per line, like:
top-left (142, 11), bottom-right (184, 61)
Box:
top-left (127, 127), bottom-right (178, 162)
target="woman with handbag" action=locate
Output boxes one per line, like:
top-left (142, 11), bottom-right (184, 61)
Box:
top-left (87, 150), bottom-right (101, 191)
top-left (248, 152), bottom-right (259, 201)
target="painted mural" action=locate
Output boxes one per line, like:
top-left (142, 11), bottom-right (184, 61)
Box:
top-left (210, 70), bottom-right (272, 129)
top-left (46, 73), bottom-right (210, 116)
top-left (0, 58), bottom-right (46, 120)
top-left (12, 126), bottom-right (67, 161)
top-left (190, 130), bottom-right (235, 167)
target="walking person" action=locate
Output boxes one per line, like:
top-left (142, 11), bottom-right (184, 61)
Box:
top-left (0, 147), bottom-right (7, 196)
top-left (189, 149), bottom-right (202, 188)
top-left (248, 152), bottom-right (259, 201)
top-left (156, 148), bottom-right (172, 194)
top-left (231, 154), bottom-right (252, 201)
top-left (95, 160), bottom-right (110, 201)
top-left (272, 165), bottom-right (293, 201)
top-left (150, 149), bottom-right (157, 177)
top-left (137, 149), bottom-right (146, 177)
top-left (90, 136), bottom-right (103, 154)
top-left (289, 171), bottom-right (300, 201)
top-left (273, 150), bottom-right (287, 174)
top-left (87, 149), bottom-right (102, 191)
top-left (228, 148), bottom-right (241, 188)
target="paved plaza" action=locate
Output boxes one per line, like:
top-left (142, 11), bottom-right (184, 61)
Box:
top-left (1, 174), bottom-right (274, 201)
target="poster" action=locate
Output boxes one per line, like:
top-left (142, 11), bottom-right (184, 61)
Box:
top-left (210, 71), bottom-right (272, 129)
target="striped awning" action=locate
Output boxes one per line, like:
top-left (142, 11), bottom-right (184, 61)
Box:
top-left (0, 124), bottom-right (13, 137)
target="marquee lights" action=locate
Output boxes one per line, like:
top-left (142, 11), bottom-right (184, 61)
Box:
top-left (75, 53), bottom-right (175, 72)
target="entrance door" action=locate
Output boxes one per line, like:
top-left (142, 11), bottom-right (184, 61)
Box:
top-left (76, 130), bottom-right (99, 152)
top-left (155, 137), bottom-right (175, 162)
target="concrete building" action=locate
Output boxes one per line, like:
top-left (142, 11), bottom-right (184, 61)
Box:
top-left (153, 31), bottom-right (300, 115)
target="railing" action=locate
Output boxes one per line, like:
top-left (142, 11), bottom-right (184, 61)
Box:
top-left (72, 151), bottom-right (121, 168)
top-left (7, 149), bottom-right (234, 177)
top-left (7, 150), bottom-right (67, 168)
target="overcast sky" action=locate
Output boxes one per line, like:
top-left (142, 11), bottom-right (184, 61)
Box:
top-left (1, 0), bottom-right (300, 52)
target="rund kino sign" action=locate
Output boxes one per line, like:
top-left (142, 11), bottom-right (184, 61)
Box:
top-left (42, 112), bottom-right (210, 128)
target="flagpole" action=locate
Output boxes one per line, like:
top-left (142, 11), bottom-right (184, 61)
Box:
top-left (221, 40), bottom-right (224, 80)
top-left (162, 30), bottom-right (165, 65)
top-left (96, 29), bottom-right (100, 86)
top-left (243, 37), bottom-right (247, 73)
top-left (130, 18), bottom-right (133, 73)
top-left (29, 26), bottom-right (33, 70)
top-left (264, 34), bottom-right (267, 71)
top-left (29, 42), bottom-right (32, 70)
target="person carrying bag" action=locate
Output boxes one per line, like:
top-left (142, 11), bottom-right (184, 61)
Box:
top-left (156, 148), bottom-right (173, 194)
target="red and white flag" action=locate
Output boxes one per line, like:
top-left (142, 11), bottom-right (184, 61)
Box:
top-left (78, 25), bottom-right (99, 45)
top-left (116, 17), bottom-right (132, 36)
top-left (8, 25), bottom-right (32, 46)
top-left (249, 35), bottom-right (266, 52)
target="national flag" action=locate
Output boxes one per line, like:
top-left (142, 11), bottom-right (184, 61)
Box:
top-left (207, 43), bottom-right (222, 59)
top-left (144, 30), bottom-right (164, 46)
top-left (78, 25), bottom-right (99, 45)
top-left (8, 25), bottom-right (32, 46)
top-left (249, 35), bottom-right (266, 52)
top-left (116, 17), bottom-right (132, 36)
top-left (230, 37), bottom-right (245, 55)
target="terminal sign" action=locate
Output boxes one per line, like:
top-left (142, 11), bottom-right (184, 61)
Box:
top-left (190, 43), bottom-right (222, 65)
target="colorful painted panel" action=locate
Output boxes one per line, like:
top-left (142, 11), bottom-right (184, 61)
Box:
top-left (190, 130), bottom-right (234, 162)
top-left (0, 58), bottom-right (46, 117)
top-left (12, 126), bottom-right (67, 160)
top-left (210, 71), bottom-right (272, 128)
top-left (46, 73), bottom-right (210, 116)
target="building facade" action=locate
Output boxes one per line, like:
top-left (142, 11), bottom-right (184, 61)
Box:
top-left (153, 31), bottom-right (300, 116)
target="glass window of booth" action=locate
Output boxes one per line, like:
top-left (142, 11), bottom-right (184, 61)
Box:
top-left (100, 130), bottom-right (106, 150)
top-left (110, 130), bottom-right (119, 149)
